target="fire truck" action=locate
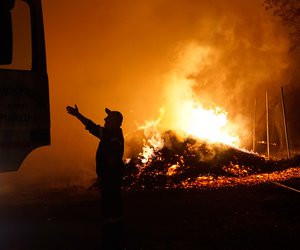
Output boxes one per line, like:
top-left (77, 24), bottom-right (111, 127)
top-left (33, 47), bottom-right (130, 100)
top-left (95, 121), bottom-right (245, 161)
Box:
top-left (0, 0), bottom-right (50, 172)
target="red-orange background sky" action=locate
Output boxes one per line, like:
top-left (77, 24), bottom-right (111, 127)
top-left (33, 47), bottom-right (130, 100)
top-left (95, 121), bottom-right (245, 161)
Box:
top-left (1, 0), bottom-right (300, 192)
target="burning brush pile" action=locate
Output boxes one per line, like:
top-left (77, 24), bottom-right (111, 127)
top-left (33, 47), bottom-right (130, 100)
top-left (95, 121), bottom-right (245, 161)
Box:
top-left (118, 36), bottom-right (300, 190)
top-left (123, 130), bottom-right (300, 191)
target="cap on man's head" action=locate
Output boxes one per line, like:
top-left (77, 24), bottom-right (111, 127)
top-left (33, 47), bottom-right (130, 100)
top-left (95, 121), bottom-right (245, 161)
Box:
top-left (105, 108), bottom-right (123, 126)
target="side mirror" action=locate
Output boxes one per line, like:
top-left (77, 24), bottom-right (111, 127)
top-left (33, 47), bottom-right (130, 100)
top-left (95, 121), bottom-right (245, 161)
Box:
top-left (0, 0), bottom-right (15, 65)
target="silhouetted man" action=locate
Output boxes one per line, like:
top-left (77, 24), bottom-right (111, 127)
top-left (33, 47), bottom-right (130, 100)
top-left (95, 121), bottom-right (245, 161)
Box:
top-left (66, 105), bottom-right (124, 222)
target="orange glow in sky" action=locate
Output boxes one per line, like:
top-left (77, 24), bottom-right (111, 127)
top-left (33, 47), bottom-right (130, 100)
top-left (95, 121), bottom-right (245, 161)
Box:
top-left (0, 0), bottom-right (293, 191)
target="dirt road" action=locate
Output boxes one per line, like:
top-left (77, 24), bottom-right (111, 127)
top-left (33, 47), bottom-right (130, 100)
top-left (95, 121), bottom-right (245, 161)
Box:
top-left (0, 179), bottom-right (299, 249)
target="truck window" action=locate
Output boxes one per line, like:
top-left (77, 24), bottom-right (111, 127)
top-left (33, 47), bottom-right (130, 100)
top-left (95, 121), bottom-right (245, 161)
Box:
top-left (0, 0), bottom-right (32, 70)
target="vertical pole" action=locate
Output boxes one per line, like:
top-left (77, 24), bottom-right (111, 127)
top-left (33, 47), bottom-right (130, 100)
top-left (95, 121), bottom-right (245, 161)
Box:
top-left (253, 98), bottom-right (256, 152)
top-left (266, 91), bottom-right (270, 159)
top-left (281, 86), bottom-right (290, 158)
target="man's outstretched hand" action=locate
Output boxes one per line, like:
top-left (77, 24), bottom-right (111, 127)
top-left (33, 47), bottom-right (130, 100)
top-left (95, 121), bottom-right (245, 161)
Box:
top-left (66, 104), bottom-right (79, 117)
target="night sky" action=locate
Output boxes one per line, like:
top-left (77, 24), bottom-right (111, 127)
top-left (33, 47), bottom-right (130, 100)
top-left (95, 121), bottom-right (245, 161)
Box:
top-left (1, 0), bottom-right (299, 192)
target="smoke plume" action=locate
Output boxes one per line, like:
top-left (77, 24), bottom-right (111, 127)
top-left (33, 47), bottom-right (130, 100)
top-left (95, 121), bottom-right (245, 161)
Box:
top-left (1, 0), bottom-right (298, 194)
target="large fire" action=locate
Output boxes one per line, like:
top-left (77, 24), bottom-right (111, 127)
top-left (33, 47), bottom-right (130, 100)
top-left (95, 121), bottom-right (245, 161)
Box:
top-left (160, 42), bottom-right (240, 147)
top-left (123, 115), bottom-right (300, 191)
top-left (123, 42), bottom-right (300, 191)
top-left (136, 42), bottom-right (240, 163)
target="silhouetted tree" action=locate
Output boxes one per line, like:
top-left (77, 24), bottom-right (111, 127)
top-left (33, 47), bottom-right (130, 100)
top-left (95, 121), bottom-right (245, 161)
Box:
top-left (263, 0), bottom-right (300, 50)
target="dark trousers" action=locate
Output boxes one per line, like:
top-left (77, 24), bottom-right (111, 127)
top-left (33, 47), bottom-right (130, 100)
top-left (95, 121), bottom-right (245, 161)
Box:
top-left (100, 168), bottom-right (123, 218)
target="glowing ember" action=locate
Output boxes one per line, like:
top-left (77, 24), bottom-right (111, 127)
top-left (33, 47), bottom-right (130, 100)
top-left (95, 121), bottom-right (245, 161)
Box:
top-left (167, 164), bottom-right (180, 176)
top-left (124, 163), bottom-right (300, 191)
top-left (181, 168), bottom-right (300, 189)
top-left (123, 130), bottom-right (300, 191)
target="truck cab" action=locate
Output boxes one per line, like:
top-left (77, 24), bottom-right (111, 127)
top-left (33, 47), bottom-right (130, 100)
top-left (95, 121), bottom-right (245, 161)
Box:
top-left (0, 0), bottom-right (50, 172)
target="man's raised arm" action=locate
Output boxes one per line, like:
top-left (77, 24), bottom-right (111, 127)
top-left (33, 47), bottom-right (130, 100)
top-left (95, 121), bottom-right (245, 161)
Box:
top-left (66, 104), bottom-right (92, 127)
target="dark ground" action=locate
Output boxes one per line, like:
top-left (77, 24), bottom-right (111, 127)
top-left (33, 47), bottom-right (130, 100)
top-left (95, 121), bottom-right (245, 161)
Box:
top-left (0, 179), bottom-right (299, 250)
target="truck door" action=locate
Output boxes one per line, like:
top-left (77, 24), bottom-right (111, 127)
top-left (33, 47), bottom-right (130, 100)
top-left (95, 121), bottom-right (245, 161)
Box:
top-left (0, 0), bottom-right (50, 172)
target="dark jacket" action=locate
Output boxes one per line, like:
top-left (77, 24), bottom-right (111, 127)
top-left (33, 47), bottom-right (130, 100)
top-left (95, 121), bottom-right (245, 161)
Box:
top-left (85, 119), bottom-right (124, 178)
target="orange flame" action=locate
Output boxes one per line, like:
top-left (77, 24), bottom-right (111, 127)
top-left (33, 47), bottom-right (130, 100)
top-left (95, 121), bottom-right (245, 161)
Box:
top-left (138, 42), bottom-right (242, 162)
top-left (161, 42), bottom-right (240, 147)
top-left (137, 112), bottom-right (164, 163)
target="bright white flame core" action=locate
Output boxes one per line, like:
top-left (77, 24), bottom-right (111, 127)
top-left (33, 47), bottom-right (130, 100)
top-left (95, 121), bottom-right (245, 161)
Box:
top-left (172, 100), bottom-right (239, 145)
